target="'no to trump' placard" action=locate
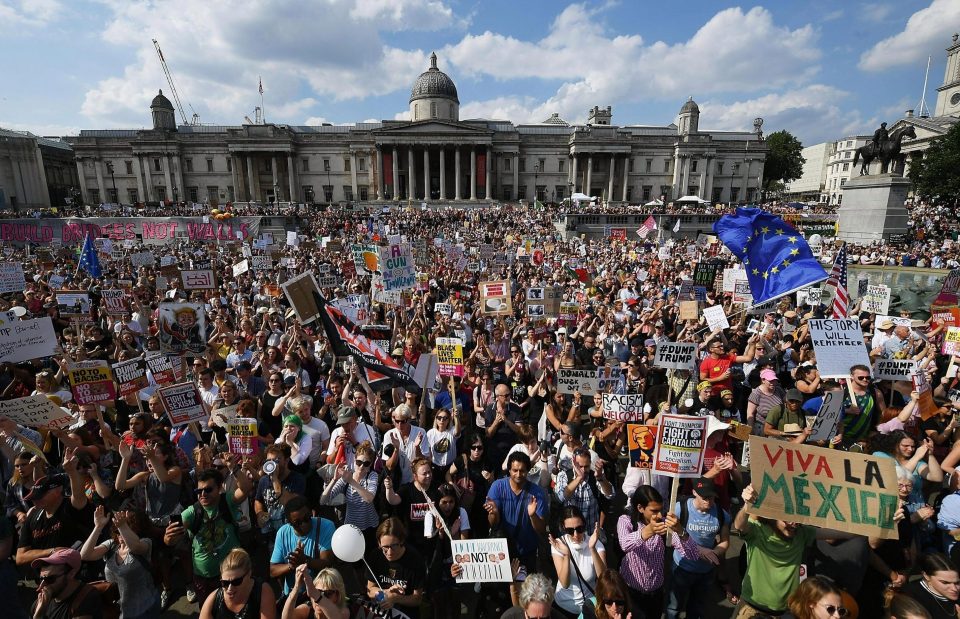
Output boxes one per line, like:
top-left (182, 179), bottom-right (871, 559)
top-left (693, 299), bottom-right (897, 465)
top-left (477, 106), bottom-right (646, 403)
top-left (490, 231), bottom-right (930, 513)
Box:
top-left (808, 319), bottom-right (871, 378)
top-left (67, 360), bottom-right (116, 406)
top-left (748, 435), bottom-right (899, 539)
top-left (653, 414), bottom-right (708, 478)
top-left (654, 342), bottom-right (697, 371)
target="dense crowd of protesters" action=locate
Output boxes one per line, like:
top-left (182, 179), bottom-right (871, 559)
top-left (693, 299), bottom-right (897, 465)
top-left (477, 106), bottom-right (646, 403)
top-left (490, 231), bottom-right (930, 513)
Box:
top-left (0, 197), bottom-right (957, 619)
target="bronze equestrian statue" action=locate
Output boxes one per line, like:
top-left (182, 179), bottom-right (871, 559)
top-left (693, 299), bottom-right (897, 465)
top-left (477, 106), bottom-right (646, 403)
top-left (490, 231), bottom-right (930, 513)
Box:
top-left (853, 124), bottom-right (917, 175)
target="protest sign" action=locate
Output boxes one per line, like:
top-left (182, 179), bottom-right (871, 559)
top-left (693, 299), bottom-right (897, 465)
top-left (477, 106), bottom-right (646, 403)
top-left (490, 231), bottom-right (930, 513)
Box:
top-left (652, 414), bottom-right (708, 478)
top-left (480, 281), bottom-right (512, 316)
top-left (434, 303), bottom-right (452, 316)
top-left (232, 260), bottom-right (249, 277)
top-left (377, 243), bottom-right (416, 291)
top-left (211, 404), bottom-right (240, 428)
top-left (872, 359), bottom-right (917, 381)
top-left (862, 285), bottom-right (891, 315)
top-left (412, 353), bottom-right (438, 389)
top-left (0, 316), bottom-right (57, 364)
top-left (558, 302), bottom-right (579, 327)
top-left (557, 369), bottom-right (601, 395)
top-left (807, 390), bottom-right (845, 443)
top-left (679, 300), bottom-right (699, 320)
top-left (112, 358), bottom-right (149, 397)
top-left (47, 274), bottom-right (65, 290)
top-left (703, 304), bottom-right (730, 331)
top-left (157, 303), bottom-right (206, 355)
top-left (281, 272), bottom-right (322, 324)
top-left (145, 353), bottom-right (177, 386)
top-left (360, 324), bottom-right (391, 354)
top-left (0, 395), bottom-right (74, 429)
top-left (451, 538), bottom-right (512, 583)
top-left (101, 289), bottom-right (128, 315)
top-left (807, 319), bottom-right (871, 378)
top-left (159, 382), bottom-right (207, 426)
top-left (351, 243), bottom-right (379, 274)
top-left (722, 268), bottom-right (745, 293)
top-left (436, 337), bottom-right (464, 377)
top-left (181, 270), bottom-right (217, 290)
top-left (943, 327), bottom-right (960, 356)
top-left (56, 291), bottom-right (92, 318)
top-left (627, 424), bottom-right (657, 468)
top-left (748, 435), bottom-right (899, 539)
top-left (67, 360), bottom-right (116, 406)
top-left (732, 279), bottom-right (752, 304)
top-left (130, 252), bottom-right (156, 268)
top-left (0, 263), bottom-right (26, 293)
top-left (804, 288), bottom-right (823, 307)
top-left (602, 393), bottom-right (644, 421)
top-left (913, 371), bottom-right (937, 420)
top-left (654, 342), bottom-right (697, 371)
top-left (251, 255), bottom-right (272, 271)
top-left (227, 418), bottom-right (259, 455)
top-left (693, 263), bottom-right (722, 291)
top-left (316, 275), bottom-right (340, 289)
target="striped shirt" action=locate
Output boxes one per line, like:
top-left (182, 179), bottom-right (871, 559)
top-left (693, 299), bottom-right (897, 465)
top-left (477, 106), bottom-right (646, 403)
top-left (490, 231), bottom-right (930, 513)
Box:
top-left (329, 472), bottom-right (380, 531)
top-left (617, 514), bottom-right (700, 592)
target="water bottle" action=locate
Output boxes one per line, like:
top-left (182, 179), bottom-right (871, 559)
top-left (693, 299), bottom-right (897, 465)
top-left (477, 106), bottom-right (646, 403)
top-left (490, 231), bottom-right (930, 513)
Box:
top-left (374, 590), bottom-right (385, 604)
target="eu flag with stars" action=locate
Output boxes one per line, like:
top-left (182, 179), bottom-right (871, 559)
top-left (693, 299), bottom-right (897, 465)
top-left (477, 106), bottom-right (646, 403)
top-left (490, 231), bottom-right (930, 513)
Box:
top-left (712, 207), bottom-right (827, 304)
top-left (78, 233), bottom-right (102, 278)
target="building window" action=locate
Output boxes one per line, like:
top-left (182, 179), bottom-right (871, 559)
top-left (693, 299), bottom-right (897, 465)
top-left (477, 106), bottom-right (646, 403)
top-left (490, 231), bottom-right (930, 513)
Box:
top-left (188, 187), bottom-right (199, 202)
top-left (207, 186), bottom-right (219, 201)
top-left (535, 185), bottom-right (546, 201)
top-left (449, 103), bottom-right (454, 119)
top-left (592, 158), bottom-right (598, 172)
top-left (642, 185), bottom-right (652, 202)
top-left (264, 159), bottom-right (272, 172)
top-left (206, 159), bottom-right (214, 172)
top-left (558, 159), bottom-right (565, 173)
top-left (343, 157), bottom-right (351, 172)
top-left (359, 157), bottom-right (366, 172)
top-left (733, 162), bottom-right (740, 175)
top-left (555, 185), bottom-right (565, 200)
top-left (846, 141), bottom-right (852, 148)
top-left (664, 159), bottom-right (671, 173)
top-left (659, 185), bottom-right (671, 200)
top-left (645, 159), bottom-right (652, 173)
top-left (840, 178), bottom-right (847, 187)
top-left (153, 158), bottom-right (162, 172)
top-left (414, 103), bottom-right (419, 120)
top-left (626, 187), bottom-right (634, 202)
top-left (303, 186), bottom-right (315, 202)
top-left (731, 187), bottom-right (740, 202)
top-left (227, 186), bottom-right (235, 201)
top-left (90, 189), bottom-right (100, 204)
top-left (518, 186), bottom-right (526, 200)
top-left (519, 158), bottom-right (526, 172)
top-left (323, 185), bottom-right (333, 202)
top-left (430, 102), bottom-right (437, 119)
top-left (344, 186), bottom-right (354, 201)
top-left (323, 159), bottom-right (330, 172)
top-left (184, 158), bottom-right (193, 172)
top-left (359, 186), bottom-right (369, 201)
top-left (504, 158), bottom-right (511, 172)
top-left (690, 159), bottom-right (698, 173)
top-left (502, 186), bottom-right (512, 201)
top-left (302, 157), bottom-right (309, 172)
top-left (127, 188), bottom-right (139, 203)
top-left (716, 161), bottom-right (724, 175)
top-left (713, 187), bottom-right (723, 202)
top-left (842, 163), bottom-right (849, 172)
top-left (124, 161), bottom-right (133, 175)
top-left (538, 158), bottom-right (545, 172)
top-left (107, 188), bottom-right (118, 204)
top-left (227, 159), bottom-right (232, 173)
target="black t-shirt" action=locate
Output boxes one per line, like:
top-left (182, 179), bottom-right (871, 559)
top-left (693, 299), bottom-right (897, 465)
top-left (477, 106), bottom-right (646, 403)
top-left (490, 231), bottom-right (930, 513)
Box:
top-left (396, 483), bottom-right (437, 549)
top-left (367, 546), bottom-right (426, 619)
top-left (32, 582), bottom-right (102, 619)
top-left (19, 498), bottom-right (93, 553)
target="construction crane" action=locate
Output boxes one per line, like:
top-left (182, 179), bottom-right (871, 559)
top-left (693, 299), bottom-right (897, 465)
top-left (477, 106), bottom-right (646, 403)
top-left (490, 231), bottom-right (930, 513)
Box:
top-left (152, 39), bottom-right (199, 126)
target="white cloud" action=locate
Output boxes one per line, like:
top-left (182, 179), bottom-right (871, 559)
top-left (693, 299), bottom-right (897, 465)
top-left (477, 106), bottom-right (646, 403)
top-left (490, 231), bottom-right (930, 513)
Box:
top-left (445, 5), bottom-right (821, 127)
top-left (0, 0), bottom-right (62, 30)
top-left (698, 85), bottom-right (867, 145)
top-left (860, 3), bottom-right (893, 23)
top-left (303, 116), bottom-right (328, 126)
top-left (859, 0), bottom-right (960, 71)
top-left (0, 120), bottom-right (81, 138)
top-left (80, 0), bottom-right (456, 127)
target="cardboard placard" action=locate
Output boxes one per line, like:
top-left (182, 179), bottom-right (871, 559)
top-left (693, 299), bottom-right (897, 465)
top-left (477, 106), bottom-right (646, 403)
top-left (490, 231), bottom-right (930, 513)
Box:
top-left (913, 371), bottom-right (937, 420)
top-left (703, 304), bottom-right (730, 332)
top-left (157, 303), bottom-right (207, 356)
top-left (653, 342), bottom-right (697, 371)
top-left (377, 243), bottom-right (416, 291)
top-left (436, 337), bottom-right (464, 377)
top-left (652, 414), bottom-right (708, 478)
top-left (251, 255), bottom-right (272, 271)
top-left (232, 260), bottom-right (249, 277)
top-left (627, 423), bottom-right (657, 468)
top-left (451, 538), bottom-right (512, 583)
top-left (679, 300), bottom-right (699, 320)
top-left (0, 316), bottom-right (58, 364)
top-left (862, 285), bottom-right (891, 315)
top-left (557, 369), bottom-right (601, 396)
top-left (807, 319), bottom-right (871, 378)
top-left (227, 418), bottom-right (259, 455)
top-left (56, 291), bottom-right (92, 318)
top-left (807, 390), bottom-right (845, 443)
top-left (0, 263), bottom-right (26, 294)
top-left (145, 353), bottom-right (177, 386)
top-left (130, 252), bottom-right (156, 268)
top-left (0, 394), bottom-right (74, 429)
top-left (181, 270), bottom-right (217, 290)
top-left (943, 327), bottom-right (960, 356)
top-left (112, 358), bottom-right (149, 397)
top-left (872, 359), bottom-right (917, 382)
top-left (281, 272), bottom-right (322, 324)
top-left (602, 393), bottom-right (644, 422)
top-left (158, 382), bottom-right (207, 426)
top-left (747, 435), bottom-right (899, 539)
top-left (101, 289), bottom-right (129, 315)
top-left (67, 360), bottom-right (116, 406)
top-left (480, 280), bottom-right (512, 316)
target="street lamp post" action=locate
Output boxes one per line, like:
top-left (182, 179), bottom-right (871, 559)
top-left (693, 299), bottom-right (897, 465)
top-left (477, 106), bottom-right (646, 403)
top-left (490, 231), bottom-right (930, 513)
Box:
top-left (105, 162), bottom-right (116, 205)
top-left (534, 163), bottom-right (540, 205)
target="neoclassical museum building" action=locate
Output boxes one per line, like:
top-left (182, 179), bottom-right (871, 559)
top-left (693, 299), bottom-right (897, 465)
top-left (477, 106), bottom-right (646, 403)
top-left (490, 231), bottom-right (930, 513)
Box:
top-left (66, 53), bottom-right (767, 207)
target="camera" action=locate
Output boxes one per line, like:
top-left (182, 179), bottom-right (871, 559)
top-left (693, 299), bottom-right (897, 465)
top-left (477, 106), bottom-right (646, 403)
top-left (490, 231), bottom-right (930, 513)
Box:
top-left (262, 460), bottom-right (278, 476)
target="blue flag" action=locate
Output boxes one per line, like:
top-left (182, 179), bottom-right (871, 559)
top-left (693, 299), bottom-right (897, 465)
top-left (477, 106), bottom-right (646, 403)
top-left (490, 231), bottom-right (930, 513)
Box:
top-left (78, 233), bottom-right (102, 278)
top-left (712, 207), bottom-right (827, 303)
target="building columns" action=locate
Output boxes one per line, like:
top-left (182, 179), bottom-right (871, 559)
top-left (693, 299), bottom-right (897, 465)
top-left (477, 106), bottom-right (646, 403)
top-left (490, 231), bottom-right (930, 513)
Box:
top-left (392, 147), bottom-right (399, 201)
top-left (247, 155), bottom-right (257, 202)
top-left (407, 147), bottom-right (415, 201)
top-left (143, 156), bottom-right (156, 202)
top-left (439, 146), bottom-right (446, 200)
top-left (34, 147), bottom-right (50, 207)
top-left (174, 155), bottom-right (184, 202)
top-left (741, 160), bottom-right (750, 201)
top-left (621, 156), bottom-right (629, 203)
top-left (423, 149), bottom-right (430, 201)
top-left (512, 153), bottom-right (519, 200)
top-left (671, 154), bottom-right (681, 199)
top-left (607, 154), bottom-right (615, 203)
top-left (454, 148), bottom-right (461, 200)
top-left (350, 152), bottom-right (359, 202)
top-left (571, 156), bottom-right (578, 194)
top-left (699, 158), bottom-right (708, 199)
top-left (161, 155), bottom-right (173, 202)
top-left (469, 149), bottom-right (477, 200)
top-left (680, 157), bottom-right (691, 196)
top-left (94, 159), bottom-right (107, 204)
top-left (287, 154), bottom-right (296, 202)
top-left (11, 158), bottom-right (25, 204)
top-left (368, 150), bottom-right (376, 201)
top-left (585, 155), bottom-right (593, 196)
top-left (133, 156), bottom-right (146, 204)
top-left (485, 147), bottom-right (491, 200)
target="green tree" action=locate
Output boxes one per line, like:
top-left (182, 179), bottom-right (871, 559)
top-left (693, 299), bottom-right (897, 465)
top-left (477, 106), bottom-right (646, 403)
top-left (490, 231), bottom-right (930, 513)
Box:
top-left (762, 130), bottom-right (805, 190)
top-left (909, 121), bottom-right (960, 201)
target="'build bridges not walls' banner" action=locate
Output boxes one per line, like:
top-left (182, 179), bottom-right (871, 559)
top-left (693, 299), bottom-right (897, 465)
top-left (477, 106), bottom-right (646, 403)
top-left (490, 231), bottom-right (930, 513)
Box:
top-left (0, 217), bottom-right (264, 246)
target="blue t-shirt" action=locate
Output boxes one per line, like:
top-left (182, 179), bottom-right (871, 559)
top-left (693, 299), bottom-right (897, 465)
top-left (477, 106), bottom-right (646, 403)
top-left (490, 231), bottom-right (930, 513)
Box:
top-left (270, 517), bottom-right (335, 595)
top-left (486, 478), bottom-right (547, 558)
top-left (673, 498), bottom-right (729, 574)
top-left (255, 471), bottom-right (306, 534)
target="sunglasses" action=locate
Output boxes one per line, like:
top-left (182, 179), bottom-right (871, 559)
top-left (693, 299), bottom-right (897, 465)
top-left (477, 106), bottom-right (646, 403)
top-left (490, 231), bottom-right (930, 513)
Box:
top-left (39, 571), bottom-right (66, 584)
top-left (195, 486), bottom-right (216, 496)
top-left (818, 604), bottom-right (848, 617)
top-left (392, 418), bottom-right (409, 425)
top-left (356, 460), bottom-right (373, 468)
top-left (220, 572), bottom-right (248, 589)
top-left (289, 516), bottom-right (311, 527)
top-left (564, 525), bottom-right (586, 535)
top-left (603, 599), bottom-right (626, 607)
top-left (313, 589), bottom-right (339, 600)
top-left (436, 415), bottom-right (449, 421)
top-left (380, 542), bottom-right (403, 552)
top-left (470, 445), bottom-right (484, 451)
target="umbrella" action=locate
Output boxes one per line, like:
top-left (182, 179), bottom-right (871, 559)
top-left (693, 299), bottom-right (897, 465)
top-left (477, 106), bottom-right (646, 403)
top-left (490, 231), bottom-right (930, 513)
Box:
top-left (643, 199), bottom-right (664, 206)
top-left (675, 195), bottom-right (709, 204)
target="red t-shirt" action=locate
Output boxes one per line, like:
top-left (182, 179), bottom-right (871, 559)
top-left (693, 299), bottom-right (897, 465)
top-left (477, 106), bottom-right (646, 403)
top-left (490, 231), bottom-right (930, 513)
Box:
top-left (700, 352), bottom-right (737, 391)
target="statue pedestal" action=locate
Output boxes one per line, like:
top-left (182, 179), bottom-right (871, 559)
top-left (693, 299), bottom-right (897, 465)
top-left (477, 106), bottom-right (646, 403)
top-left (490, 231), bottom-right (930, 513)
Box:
top-left (836, 174), bottom-right (910, 243)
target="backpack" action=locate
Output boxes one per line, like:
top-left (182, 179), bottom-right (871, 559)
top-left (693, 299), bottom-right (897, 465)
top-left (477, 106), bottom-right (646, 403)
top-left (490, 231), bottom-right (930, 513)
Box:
top-left (70, 581), bottom-right (120, 619)
top-left (678, 495), bottom-right (725, 532)
top-left (187, 495), bottom-right (236, 538)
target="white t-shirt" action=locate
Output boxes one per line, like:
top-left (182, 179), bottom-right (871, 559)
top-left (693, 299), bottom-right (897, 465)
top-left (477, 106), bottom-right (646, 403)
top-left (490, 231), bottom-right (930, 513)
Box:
top-left (552, 536), bottom-right (605, 613)
top-left (301, 417), bottom-right (331, 468)
top-left (424, 507), bottom-right (471, 538)
top-left (504, 443), bottom-right (548, 486)
top-left (426, 427), bottom-right (458, 468)
top-left (381, 426), bottom-right (430, 484)
top-left (327, 423), bottom-right (381, 467)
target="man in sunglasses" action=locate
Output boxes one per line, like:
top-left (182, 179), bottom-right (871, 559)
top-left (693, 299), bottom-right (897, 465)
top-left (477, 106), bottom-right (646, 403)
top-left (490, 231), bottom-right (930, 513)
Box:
top-left (15, 472), bottom-right (90, 570)
top-left (31, 548), bottom-right (99, 619)
top-left (269, 496), bottom-right (335, 599)
top-left (554, 447), bottom-right (613, 533)
top-left (841, 364), bottom-right (885, 449)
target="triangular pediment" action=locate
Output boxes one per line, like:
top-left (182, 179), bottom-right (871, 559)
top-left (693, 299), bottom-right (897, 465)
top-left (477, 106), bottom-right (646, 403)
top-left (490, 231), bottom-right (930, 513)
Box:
top-left (892, 116), bottom-right (956, 141)
top-left (375, 120), bottom-right (492, 135)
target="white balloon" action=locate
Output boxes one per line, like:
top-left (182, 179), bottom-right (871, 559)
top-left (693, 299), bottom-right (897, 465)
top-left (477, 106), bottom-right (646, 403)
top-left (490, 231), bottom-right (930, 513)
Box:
top-left (808, 234), bottom-right (822, 246)
top-left (331, 524), bottom-right (366, 563)
top-left (684, 398), bottom-right (694, 408)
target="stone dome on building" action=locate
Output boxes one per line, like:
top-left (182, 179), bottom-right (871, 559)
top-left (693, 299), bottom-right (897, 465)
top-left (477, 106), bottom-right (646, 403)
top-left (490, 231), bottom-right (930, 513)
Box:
top-left (151, 90), bottom-right (174, 110)
top-left (541, 113), bottom-right (569, 126)
top-left (409, 53), bottom-right (460, 122)
top-left (680, 97), bottom-right (699, 114)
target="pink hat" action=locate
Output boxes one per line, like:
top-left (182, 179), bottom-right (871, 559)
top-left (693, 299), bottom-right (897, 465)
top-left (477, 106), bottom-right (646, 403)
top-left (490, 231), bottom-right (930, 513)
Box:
top-left (31, 548), bottom-right (81, 574)
top-left (760, 369), bottom-right (778, 382)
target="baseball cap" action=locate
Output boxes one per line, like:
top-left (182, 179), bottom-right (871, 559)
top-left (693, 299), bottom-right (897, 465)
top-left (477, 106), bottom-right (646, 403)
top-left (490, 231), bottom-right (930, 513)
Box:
top-left (24, 474), bottom-right (68, 501)
top-left (336, 406), bottom-right (359, 426)
top-left (760, 369), bottom-right (778, 382)
top-left (719, 389), bottom-right (733, 398)
top-left (697, 380), bottom-right (713, 392)
top-left (785, 389), bottom-right (804, 402)
top-left (644, 339), bottom-right (657, 347)
top-left (692, 477), bottom-right (717, 499)
top-left (31, 548), bottom-right (81, 574)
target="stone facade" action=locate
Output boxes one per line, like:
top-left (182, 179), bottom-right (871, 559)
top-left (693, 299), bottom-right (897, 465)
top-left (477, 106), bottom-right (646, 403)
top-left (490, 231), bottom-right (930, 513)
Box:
top-left (66, 55), bottom-right (767, 206)
top-left (0, 128), bottom-right (75, 209)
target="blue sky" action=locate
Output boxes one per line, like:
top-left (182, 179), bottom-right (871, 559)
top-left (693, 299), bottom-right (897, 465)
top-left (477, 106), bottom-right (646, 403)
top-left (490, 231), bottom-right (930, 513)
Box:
top-left (1, 0), bottom-right (959, 145)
